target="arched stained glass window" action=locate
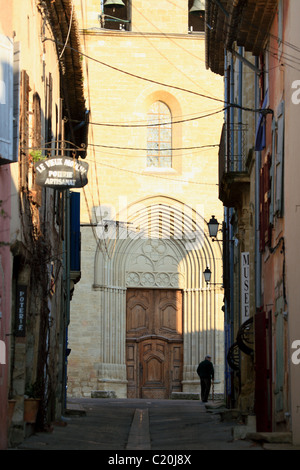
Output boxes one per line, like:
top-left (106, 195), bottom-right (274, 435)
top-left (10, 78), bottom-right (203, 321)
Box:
top-left (147, 101), bottom-right (172, 168)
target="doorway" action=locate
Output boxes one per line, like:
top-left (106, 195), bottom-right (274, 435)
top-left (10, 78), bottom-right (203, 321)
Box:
top-left (126, 289), bottom-right (183, 399)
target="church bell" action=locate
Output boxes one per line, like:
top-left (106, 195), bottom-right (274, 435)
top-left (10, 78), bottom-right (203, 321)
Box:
top-left (104, 0), bottom-right (126, 9)
top-left (189, 0), bottom-right (205, 15)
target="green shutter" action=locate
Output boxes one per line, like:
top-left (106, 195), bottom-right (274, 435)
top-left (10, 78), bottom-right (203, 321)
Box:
top-left (275, 101), bottom-right (284, 217)
top-left (270, 118), bottom-right (276, 225)
top-left (275, 296), bottom-right (284, 412)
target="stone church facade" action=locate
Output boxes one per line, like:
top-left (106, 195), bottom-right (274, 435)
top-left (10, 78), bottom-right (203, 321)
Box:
top-left (67, 0), bottom-right (225, 399)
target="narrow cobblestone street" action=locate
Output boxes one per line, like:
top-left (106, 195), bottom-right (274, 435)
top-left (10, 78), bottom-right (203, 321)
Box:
top-left (11, 398), bottom-right (264, 453)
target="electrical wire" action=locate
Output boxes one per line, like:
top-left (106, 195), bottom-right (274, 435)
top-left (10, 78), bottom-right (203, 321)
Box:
top-left (87, 142), bottom-right (220, 152)
top-left (58, 2), bottom-right (74, 60)
top-left (87, 160), bottom-right (219, 187)
top-left (44, 36), bottom-right (278, 116)
top-left (69, 107), bottom-right (226, 128)
top-left (130, 3), bottom-right (222, 102)
top-left (43, 36), bottom-right (225, 104)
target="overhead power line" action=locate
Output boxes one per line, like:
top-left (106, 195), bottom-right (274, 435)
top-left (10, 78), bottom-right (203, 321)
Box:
top-left (44, 37), bottom-right (225, 104)
top-left (88, 142), bottom-right (220, 152)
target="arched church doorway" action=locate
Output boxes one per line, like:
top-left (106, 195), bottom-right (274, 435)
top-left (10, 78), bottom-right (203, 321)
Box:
top-left (92, 196), bottom-right (223, 399)
top-left (126, 288), bottom-right (183, 399)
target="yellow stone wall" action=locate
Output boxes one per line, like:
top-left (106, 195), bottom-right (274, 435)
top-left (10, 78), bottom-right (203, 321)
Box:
top-left (68, 0), bottom-right (225, 398)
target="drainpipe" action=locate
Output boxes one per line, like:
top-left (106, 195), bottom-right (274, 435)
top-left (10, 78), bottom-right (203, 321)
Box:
top-left (255, 56), bottom-right (262, 309)
top-left (224, 51), bottom-right (235, 404)
top-left (64, 189), bottom-right (71, 410)
top-left (238, 47), bottom-right (243, 172)
top-left (230, 56), bottom-right (235, 172)
top-left (229, 54), bottom-right (235, 336)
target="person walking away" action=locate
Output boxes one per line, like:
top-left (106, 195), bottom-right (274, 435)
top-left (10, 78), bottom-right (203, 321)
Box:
top-left (197, 355), bottom-right (214, 403)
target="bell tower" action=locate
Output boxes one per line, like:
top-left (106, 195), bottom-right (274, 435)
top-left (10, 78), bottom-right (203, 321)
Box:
top-left (68, 0), bottom-right (225, 400)
top-left (100, 0), bottom-right (131, 31)
top-left (99, 0), bottom-right (206, 35)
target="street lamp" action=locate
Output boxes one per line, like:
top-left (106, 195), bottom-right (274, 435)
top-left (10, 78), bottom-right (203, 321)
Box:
top-left (207, 215), bottom-right (236, 244)
top-left (203, 266), bottom-right (223, 286)
top-left (207, 215), bottom-right (220, 239)
top-left (203, 266), bottom-right (212, 284)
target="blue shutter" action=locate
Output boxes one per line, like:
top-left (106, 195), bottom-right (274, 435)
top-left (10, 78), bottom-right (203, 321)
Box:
top-left (70, 192), bottom-right (81, 272)
top-left (0, 34), bottom-right (13, 162)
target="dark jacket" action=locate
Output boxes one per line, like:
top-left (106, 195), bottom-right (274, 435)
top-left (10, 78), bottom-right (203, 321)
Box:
top-left (197, 360), bottom-right (214, 380)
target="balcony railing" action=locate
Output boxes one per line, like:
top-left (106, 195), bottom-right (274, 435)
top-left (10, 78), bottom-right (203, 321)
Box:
top-left (219, 122), bottom-right (250, 206)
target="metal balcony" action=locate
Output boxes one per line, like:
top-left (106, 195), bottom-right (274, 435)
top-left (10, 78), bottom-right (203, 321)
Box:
top-left (218, 123), bottom-right (250, 207)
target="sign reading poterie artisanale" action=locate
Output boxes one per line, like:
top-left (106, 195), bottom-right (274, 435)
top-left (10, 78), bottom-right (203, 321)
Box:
top-left (34, 156), bottom-right (89, 189)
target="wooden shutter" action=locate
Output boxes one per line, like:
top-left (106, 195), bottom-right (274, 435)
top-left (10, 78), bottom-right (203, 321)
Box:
top-left (264, 154), bottom-right (272, 246)
top-left (270, 118), bottom-right (277, 225)
top-left (255, 308), bottom-right (272, 432)
top-left (259, 154), bottom-right (272, 251)
top-left (19, 70), bottom-right (30, 188)
top-left (275, 297), bottom-right (285, 414)
top-left (13, 41), bottom-right (21, 160)
top-left (31, 92), bottom-right (42, 206)
top-left (45, 73), bottom-right (53, 148)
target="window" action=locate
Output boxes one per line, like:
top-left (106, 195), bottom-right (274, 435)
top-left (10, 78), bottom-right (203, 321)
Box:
top-left (267, 101), bottom-right (285, 232)
top-left (147, 101), bottom-right (172, 168)
top-left (259, 153), bottom-right (272, 252)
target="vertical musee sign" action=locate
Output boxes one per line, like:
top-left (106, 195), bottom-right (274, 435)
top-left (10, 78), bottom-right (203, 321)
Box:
top-left (241, 252), bottom-right (250, 323)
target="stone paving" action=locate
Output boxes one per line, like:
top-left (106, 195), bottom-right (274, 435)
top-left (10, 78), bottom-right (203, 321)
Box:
top-left (8, 397), bottom-right (299, 454)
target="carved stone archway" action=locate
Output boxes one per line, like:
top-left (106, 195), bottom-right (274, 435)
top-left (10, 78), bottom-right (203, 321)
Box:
top-left (93, 196), bottom-right (223, 398)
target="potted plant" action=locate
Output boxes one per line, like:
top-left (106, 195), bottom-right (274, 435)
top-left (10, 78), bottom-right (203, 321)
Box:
top-left (24, 381), bottom-right (42, 424)
top-left (29, 150), bottom-right (46, 163)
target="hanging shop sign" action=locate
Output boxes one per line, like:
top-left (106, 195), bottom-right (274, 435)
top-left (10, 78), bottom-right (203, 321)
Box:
top-left (15, 285), bottom-right (27, 337)
top-left (34, 156), bottom-right (89, 189)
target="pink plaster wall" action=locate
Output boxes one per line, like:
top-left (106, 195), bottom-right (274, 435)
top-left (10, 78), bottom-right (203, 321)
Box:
top-left (0, 164), bottom-right (12, 450)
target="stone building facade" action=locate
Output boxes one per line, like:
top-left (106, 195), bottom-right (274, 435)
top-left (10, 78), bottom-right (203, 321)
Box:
top-left (0, 0), bottom-right (87, 449)
top-left (67, 0), bottom-right (225, 399)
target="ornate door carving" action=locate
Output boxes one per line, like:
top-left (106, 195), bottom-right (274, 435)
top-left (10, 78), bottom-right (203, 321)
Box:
top-left (126, 289), bottom-right (183, 398)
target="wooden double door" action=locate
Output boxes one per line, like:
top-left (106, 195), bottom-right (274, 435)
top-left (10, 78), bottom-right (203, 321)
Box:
top-left (126, 289), bottom-right (183, 399)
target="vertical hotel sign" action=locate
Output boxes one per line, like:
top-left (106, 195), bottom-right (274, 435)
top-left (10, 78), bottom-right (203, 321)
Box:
top-left (15, 285), bottom-right (27, 337)
top-left (241, 252), bottom-right (250, 323)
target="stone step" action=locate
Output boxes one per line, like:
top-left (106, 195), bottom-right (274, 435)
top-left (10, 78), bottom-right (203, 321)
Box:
top-left (246, 432), bottom-right (293, 444)
top-left (91, 390), bottom-right (117, 399)
top-left (171, 392), bottom-right (200, 400)
top-left (65, 403), bottom-right (86, 416)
